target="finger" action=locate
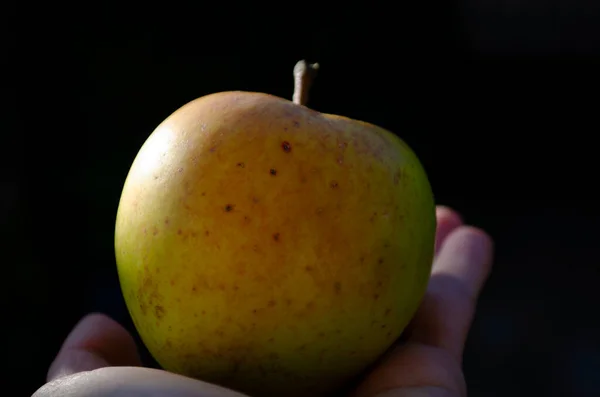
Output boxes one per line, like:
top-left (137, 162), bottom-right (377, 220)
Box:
top-left (351, 343), bottom-right (467, 397)
top-left (434, 206), bottom-right (463, 256)
top-left (33, 367), bottom-right (250, 397)
top-left (397, 206), bottom-right (463, 342)
top-left (47, 313), bottom-right (142, 382)
top-left (409, 226), bottom-right (493, 360)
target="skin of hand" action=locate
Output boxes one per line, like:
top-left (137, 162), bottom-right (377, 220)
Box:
top-left (33, 206), bottom-right (493, 397)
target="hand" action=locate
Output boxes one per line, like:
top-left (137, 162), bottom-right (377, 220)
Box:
top-left (351, 206), bottom-right (493, 397)
top-left (33, 206), bottom-right (493, 397)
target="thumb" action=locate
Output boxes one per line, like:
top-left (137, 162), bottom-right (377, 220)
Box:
top-left (47, 313), bottom-right (142, 382)
top-left (33, 367), bottom-right (251, 397)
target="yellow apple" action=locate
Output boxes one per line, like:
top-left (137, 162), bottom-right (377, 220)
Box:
top-left (115, 61), bottom-right (436, 397)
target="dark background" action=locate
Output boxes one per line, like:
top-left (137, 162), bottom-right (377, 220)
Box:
top-left (3, 2), bottom-right (599, 396)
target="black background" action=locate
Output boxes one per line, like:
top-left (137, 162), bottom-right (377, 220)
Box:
top-left (3, 2), bottom-right (600, 396)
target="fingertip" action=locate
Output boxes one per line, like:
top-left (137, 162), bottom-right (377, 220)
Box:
top-left (435, 206), bottom-right (463, 224)
top-left (456, 225), bottom-right (493, 244)
top-left (434, 206), bottom-right (464, 254)
top-left (432, 224), bottom-right (495, 305)
top-left (47, 313), bottom-right (141, 382)
top-left (447, 226), bottom-right (494, 267)
top-left (62, 312), bottom-right (137, 353)
top-left (83, 312), bottom-right (118, 323)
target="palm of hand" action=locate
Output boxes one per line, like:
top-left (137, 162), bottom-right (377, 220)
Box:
top-left (34, 207), bottom-right (492, 397)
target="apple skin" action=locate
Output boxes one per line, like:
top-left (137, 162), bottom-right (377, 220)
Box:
top-left (115, 91), bottom-right (436, 397)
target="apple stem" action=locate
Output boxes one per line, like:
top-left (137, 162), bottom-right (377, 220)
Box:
top-left (293, 60), bottom-right (319, 106)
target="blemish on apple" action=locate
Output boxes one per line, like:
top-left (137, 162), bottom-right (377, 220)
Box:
top-left (334, 282), bottom-right (341, 293)
top-left (393, 169), bottom-right (402, 185)
top-left (155, 305), bottom-right (165, 319)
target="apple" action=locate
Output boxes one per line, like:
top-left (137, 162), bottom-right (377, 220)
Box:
top-left (115, 61), bottom-right (436, 397)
